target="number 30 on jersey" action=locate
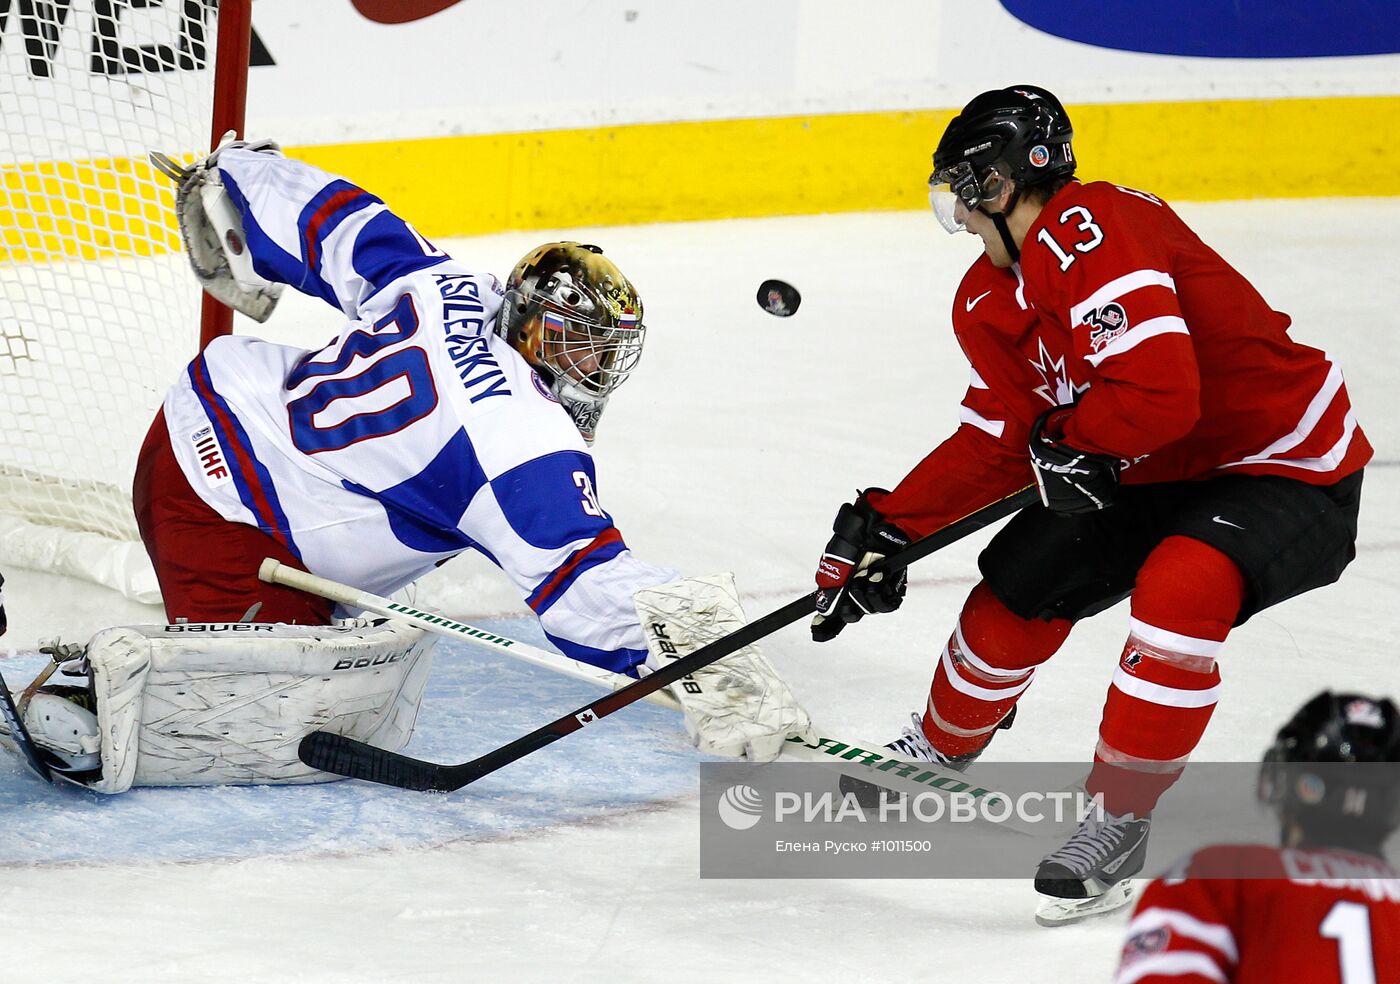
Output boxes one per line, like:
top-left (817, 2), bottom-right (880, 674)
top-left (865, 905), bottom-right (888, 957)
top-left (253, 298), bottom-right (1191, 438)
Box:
top-left (573, 471), bottom-right (605, 518)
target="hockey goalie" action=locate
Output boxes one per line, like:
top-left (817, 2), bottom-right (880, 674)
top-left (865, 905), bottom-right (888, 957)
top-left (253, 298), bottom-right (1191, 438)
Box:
top-left (0, 129), bottom-right (813, 790)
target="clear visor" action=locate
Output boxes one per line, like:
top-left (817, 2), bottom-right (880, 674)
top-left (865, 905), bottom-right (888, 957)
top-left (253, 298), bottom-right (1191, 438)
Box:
top-left (928, 183), bottom-right (968, 234)
top-left (537, 303), bottom-right (646, 399)
top-left (927, 161), bottom-right (1005, 234)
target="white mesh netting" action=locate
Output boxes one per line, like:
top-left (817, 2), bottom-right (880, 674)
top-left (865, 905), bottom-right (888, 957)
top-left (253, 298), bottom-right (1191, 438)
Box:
top-left (1, 1), bottom-right (225, 601)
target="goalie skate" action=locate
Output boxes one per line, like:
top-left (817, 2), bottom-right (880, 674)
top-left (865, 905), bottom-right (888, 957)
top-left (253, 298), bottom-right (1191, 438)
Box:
top-left (0, 672), bottom-right (100, 784)
top-left (0, 670), bottom-right (53, 783)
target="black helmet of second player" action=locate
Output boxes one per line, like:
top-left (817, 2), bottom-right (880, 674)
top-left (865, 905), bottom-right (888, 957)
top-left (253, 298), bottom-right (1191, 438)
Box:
top-left (1257, 690), bottom-right (1400, 852)
top-left (497, 242), bottom-right (646, 444)
top-left (928, 85), bottom-right (1076, 235)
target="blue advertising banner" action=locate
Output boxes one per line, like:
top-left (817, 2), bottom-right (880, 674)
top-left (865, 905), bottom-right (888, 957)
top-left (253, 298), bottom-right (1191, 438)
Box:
top-left (1000, 0), bottom-right (1400, 57)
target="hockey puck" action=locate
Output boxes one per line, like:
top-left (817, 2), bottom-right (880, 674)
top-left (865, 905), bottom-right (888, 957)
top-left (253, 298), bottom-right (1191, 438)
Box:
top-left (756, 279), bottom-right (801, 317)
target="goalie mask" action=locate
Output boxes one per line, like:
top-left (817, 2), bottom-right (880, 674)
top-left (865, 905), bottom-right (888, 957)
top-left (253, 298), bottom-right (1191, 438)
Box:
top-left (497, 242), bottom-right (646, 444)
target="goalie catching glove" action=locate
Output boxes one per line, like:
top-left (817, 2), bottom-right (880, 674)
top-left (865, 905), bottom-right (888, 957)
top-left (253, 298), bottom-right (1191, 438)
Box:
top-left (149, 131), bottom-right (285, 322)
top-left (635, 574), bottom-right (813, 761)
top-left (811, 491), bottom-right (911, 642)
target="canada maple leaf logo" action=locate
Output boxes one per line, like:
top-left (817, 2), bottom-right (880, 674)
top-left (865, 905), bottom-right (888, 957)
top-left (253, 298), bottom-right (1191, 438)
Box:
top-left (1029, 337), bottom-right (1088, 407)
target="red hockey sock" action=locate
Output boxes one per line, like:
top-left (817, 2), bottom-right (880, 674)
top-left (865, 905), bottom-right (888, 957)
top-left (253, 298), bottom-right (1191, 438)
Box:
top-left (1089, 536), bottom-right (1245, 817)
top-left (923, 582), bottom-right (1071, 757)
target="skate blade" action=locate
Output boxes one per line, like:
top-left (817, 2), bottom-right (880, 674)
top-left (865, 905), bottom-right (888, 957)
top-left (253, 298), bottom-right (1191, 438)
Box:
top-left (1034, 880), bottom-right (1135, 927)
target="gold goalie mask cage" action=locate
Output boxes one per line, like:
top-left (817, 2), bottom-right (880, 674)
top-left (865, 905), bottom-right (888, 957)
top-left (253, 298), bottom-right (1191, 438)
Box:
top-left (497, 242), bottom-right (646, 444)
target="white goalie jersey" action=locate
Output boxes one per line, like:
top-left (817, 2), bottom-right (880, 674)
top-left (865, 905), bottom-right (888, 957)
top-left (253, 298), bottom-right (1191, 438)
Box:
top-left (159, 150), bottom-right (676, 673)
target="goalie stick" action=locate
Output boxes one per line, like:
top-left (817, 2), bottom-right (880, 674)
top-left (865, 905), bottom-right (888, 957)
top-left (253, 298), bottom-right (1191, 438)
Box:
top-left (264, 559), bottom-right (1049, 833)
top-left (297, 486), bottom-right (1040, 792)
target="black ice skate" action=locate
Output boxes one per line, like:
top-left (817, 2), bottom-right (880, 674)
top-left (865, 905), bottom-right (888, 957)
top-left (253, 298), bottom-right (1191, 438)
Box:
top-left (1033, 810), bottom-right (1150, 926)
top-left (839, 709), bottom-right (1014, 809)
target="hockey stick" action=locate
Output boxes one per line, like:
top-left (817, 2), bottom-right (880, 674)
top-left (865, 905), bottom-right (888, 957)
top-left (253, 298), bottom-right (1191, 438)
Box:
top-left (262, 561), bottom-right (1052, 831)
top-left (298, 486), bottom-right (1039, 792)
top-left (257, 561), bottom-right (682, 712)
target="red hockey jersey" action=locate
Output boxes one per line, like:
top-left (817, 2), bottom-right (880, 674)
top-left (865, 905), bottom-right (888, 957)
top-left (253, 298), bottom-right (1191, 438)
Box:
top-left (870, 182), bottom-right (1371, 539)
top-left (1116, 844), bottom-right (1400, 984)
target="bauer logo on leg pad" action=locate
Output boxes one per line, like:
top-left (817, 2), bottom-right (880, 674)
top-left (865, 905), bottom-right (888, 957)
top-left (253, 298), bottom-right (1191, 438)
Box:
top-left (332, 649), bottom-right (409, 671)
top-left (164, 623), bottom-right (274, 633)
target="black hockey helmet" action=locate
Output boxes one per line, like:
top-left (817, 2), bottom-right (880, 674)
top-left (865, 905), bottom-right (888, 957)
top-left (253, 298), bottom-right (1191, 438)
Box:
top-left (929, 85), bottom-right (1075, 236)
top-left (1258, 691), bottom-right (1400, 851)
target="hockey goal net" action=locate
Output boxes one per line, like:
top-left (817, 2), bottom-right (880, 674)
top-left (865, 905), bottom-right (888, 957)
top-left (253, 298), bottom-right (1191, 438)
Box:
top-left (0, 0), bottom-right (248, 602)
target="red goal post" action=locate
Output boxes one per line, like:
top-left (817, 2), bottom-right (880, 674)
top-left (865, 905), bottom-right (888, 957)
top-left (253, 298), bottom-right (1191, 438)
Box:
top-left (201, 0), bottom-right (252, 349)
top-left (0, 0), bottom-right (252, 603)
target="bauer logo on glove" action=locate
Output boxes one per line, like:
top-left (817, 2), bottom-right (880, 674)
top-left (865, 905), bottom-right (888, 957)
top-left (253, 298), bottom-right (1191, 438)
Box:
top-left (1028, 408), bottom-right (1121, 514)
top-left (811, 491), bottom-right (911, 642)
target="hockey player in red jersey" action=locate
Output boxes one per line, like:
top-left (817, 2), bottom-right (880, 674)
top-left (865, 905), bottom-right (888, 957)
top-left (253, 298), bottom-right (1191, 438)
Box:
top-left (811, 85), bottom-right (1371, 922)
top-left (1115, 691), bottom-right (1400, 983)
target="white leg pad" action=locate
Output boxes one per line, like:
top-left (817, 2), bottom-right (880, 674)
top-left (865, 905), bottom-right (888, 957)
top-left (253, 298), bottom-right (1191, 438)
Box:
top-left (85, 620), bottom-right (435, 793)
top-left (634, 574), bottom-right (812, 762)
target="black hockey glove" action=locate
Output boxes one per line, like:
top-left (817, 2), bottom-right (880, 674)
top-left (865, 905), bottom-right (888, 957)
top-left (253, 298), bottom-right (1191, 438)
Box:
top-left (812, 491), bottom-right (911, 642)
top-left (1029, 408), bottom-right (1121, 514)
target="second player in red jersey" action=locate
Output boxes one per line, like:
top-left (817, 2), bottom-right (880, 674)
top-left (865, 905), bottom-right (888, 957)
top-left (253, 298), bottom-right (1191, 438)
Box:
top-left (1116, 692), bottom-right (1400, 983)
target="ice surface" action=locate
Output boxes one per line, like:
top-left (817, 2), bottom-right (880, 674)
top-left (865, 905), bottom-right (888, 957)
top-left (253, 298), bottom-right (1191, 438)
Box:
top-left (0, 624), bottom-right (696, 866)
top-left (2, 201), bottom-right (1397, 982)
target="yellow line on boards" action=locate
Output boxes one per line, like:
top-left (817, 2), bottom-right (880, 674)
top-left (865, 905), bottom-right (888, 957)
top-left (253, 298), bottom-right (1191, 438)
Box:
top-left (3, 94), bottom-right (1396, 262)
top-left (292, 94), bottom-right (1400, 236)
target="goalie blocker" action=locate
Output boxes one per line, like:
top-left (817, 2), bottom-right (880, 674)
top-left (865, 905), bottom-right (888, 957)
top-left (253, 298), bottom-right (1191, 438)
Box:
top-left (635, 573), bottom-right (813, 761)
top-left (0, 620), bottom-right (435, 793)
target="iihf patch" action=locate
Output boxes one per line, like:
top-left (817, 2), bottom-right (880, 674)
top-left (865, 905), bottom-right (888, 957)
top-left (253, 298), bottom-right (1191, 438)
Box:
top-left (1086, 302), bottom-right (1130, 352)
top-left (531, 371), bottom-right (561, 404)
top-left (1028, 144), bottom-right (1051, 168)
top-left (188, 425), bottom-right (232, 489)
top-left (1121, 926), bottom-right (1171, 963)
